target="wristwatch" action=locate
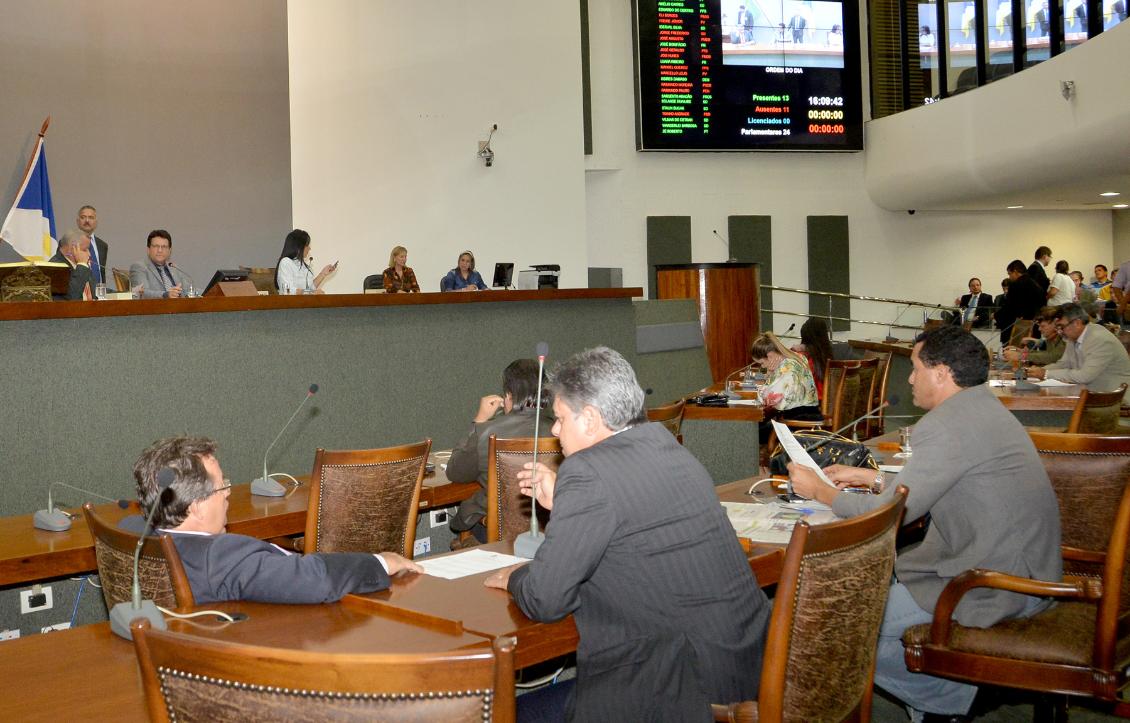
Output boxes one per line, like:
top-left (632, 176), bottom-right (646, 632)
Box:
top-left (871, 470), bottom-right (885, 494)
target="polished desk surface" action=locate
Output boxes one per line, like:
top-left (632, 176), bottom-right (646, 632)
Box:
top-left (0, 466), bottom-right (478, 587)
top-left (0, 287), bottom-right (642, 322)
top-left (683, 381), bottom-right (766, 422)
top-left (0, 601), bottom-right (489, 723)
top-left (988, 380), bottom-right (1082, 410)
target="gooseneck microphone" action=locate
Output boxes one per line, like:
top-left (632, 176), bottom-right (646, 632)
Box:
top-left (251, 384), bottom-right (319, 497)
top-left (34, 482), bottom-right (131, 532)
top-left (168, 262), bottom-right (195, 296)
top-left (514, 342), bottom-right (549, 559)
top-left (110, 468), bottom-right (175, 640)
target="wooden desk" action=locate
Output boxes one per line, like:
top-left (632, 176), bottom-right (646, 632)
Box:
top-left (682, 382), bottom-right (766, 423)
top-left (0, 601), bottom-right (489, 723)
top-left (0, 472), bottom-right (478, 588)
top-left (989, 382), bottom-right (1082, 411)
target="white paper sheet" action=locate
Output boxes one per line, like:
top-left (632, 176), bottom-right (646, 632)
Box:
top-left (722, 501), bottom-right (838, 544)
top-left (769, 420), bottom-right (836, 488)
top-left (1034, 378), bottom-right (1075, 387)
top-left (418, 548), bottom-right (528, 580)
top-left (878, 464), bottom-right (904, 473)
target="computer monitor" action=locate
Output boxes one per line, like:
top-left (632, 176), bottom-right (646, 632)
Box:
top-left (201, 269), bottom-right (250, 296)
top-left (492, 262), bottom-right (515, 289)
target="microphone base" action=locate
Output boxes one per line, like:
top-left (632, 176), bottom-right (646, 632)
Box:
top-left (33, 509), bottom-right (72, 532)
top-left (513, 531), bottom-right (545, 559)
top-left (109, 599), bottom-right (167, 640)
top-left (250, 476), bottom-right (286, 497)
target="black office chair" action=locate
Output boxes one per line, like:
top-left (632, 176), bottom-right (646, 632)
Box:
top-left (362, 274), bottom-right (383, 292)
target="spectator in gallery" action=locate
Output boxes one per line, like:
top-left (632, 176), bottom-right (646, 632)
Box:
top-left (1069, 271), bottom-right (1096, 307)
top-left (827, 24), bottom-right (844, 46)
top-left (274, 228), bottom-right (336, 295)
top-left (1028, 245), bottom-right (1052, 293)
top-left (381, 245), bottom-right (420, 293)
top-left (953, 277), bottom-right (994, 328)
top-left (440, 251), bottom-right (488, 292)
top-left (1047, 259), bottom-right (1075, 306)
top-left (919, 25), bottom-right (936, 47)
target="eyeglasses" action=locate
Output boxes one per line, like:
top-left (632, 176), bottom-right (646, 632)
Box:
top-left (202, 479), bottom-right (233, 499)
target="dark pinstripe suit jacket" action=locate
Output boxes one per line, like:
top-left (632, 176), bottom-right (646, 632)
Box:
top-left (509, 423), bottom-right (769, 722)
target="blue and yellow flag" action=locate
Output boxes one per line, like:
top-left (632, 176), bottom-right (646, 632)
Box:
top-left (1, 136), bottom-right (56, 261)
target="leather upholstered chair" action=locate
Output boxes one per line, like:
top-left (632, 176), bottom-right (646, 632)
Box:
top-left (83, 503), bottom-right (195, 612)
top-left (646, 399), bottom-right (686, 444)
top-left (304, 441), bottom-right (430, 558)
top-left (486, 435), bottom-right (562, 543)
top-left (860, 351), bottom-right (893, 439)
top-left (112, 267), bottom-right (132, 292)
top-left (901, 433), bottom-right (1130, 711)
top-left (131, 618), bottom-right (517, 723)
top-left (847, 357), bottom-right (881, 440)
top-left (713, 486), bottom-right (908, 723)
top-left (362, 274), bottom-right (384, 292)
top-left (1065, 384), bottom-right (1127, 434)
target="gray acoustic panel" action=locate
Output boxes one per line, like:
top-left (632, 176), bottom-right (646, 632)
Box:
top-left (646, 216), bottom-right (692, 299)
top-left (807, 216), bottom-right (851, 332)
top-left (727, 215), bottom-right (772, 330)
top-left (588, 267), bottom-right (623, 288)
top-left (636, 322), bottom-right (705, 354)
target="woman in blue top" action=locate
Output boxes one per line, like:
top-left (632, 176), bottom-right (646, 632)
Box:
top-left (440, 251), bottom-right (488, 292)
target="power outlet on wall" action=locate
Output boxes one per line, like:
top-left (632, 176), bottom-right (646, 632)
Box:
top-left (20, 585), bottom-right (52, 614)
top-left (429, 509), bottom-right (448, 528)
top-left (0, 629), bottom-right (19, 642)
top-left (413, 537), bottom-right (431, 557)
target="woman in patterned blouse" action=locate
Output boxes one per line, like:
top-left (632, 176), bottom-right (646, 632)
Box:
top-left (749, 332), bottom-right (821, 421)
top-left (382, 245), bottom-right (420, 293)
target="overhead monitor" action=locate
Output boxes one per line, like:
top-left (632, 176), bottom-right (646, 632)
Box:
top-left (633, 0), bottom-right (863, 151)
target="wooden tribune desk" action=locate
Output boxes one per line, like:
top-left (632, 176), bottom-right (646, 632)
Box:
top-left (0, 474), bottom-right (479, 588)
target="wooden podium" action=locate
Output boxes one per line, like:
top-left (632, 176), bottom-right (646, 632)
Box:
top-left (656, 263), bottom-right (760, 382)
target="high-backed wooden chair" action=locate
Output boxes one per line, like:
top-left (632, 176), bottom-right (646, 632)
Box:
top-left (239, 266), bottom-right (277, 295)
top-left (1065, 384), bottom-right (1127, 434)
top-left (647, 399), bottom-right (686, 444)
top-left (902, 433), bottom-right (1130, 710)
top-left (83, 503), bottom-right (195, 612)
top-left (1008, 319), bottom-right (1035, 349)
top-left (765, 360), bottom-right (861, 455)
top-left (304, 440), bottom-right (430, 558)
top-left (847, 357), bottom-right (881, 440)
top-left (111, 267), bottom-right (131, 292)
top-left (131, 618), bottom-right (516, 723)
top-left (486, 435), bottom-right (563, 543)
top-left (861, 351), bottom-right (893, 438)
top-left (712, 487), bottom-right (908, 722)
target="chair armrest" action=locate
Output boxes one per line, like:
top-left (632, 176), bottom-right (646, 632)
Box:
top-left (929, 569), bottom-right (1101, 644)
top-left (1062, 545), bottom-right (1105, 565)
top-left (711, 702), bottom-right (756, 722)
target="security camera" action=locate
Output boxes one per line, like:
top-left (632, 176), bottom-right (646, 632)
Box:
top-left (907, 209), bottom-right (916, 215)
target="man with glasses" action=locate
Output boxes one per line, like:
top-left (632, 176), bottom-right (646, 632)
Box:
top-left (128, 230), bottom-right (191, 298)
top-left (127, 436), bottom-right (422, 604)
top-left (1026, 303), bottom-right (1130, 401)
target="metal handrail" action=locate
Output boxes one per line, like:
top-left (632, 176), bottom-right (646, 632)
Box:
top-left (762, 309), bottom-right (926, 331)
top-left (762, 284), bottom-right (959, 311)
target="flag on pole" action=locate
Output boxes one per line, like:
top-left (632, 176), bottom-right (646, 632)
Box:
top-left (1, 126), bottom-right (57, 261)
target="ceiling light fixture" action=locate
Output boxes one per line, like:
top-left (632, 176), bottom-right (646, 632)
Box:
top-left (1100, 192), bottom-right (1121, 197)
top-left (1007, 205), bottom-right (1024, 209)
top-left (1114, 204), bottom-right (1129, 209)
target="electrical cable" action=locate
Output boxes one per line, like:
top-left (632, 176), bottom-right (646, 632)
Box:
top-left (69, 576), bottom-right (88, 627)
top-left (156, 606), bottom-right (235, 623)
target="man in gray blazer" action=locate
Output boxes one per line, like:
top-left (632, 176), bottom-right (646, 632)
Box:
top-left (791, 326), bottom-right (1062, 720)
top-left (129, 229), bottom-right (191, 298)
top-left (128, 436), bottom-right (422, 604)
top-left (1028, 302), bottom-right (1130, 402)
top-left (447, 358), bottom-right (545, 544)
top-left (486, 347), bottom-right (768, 721)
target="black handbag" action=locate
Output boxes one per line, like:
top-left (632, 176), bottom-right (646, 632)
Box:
top-left (768, 429), bottom-right (878, 476)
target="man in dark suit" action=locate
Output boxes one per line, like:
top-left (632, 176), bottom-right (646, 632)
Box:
top-left (486, 347), bottom-right (769, 721)
top-left (76, 205), bottom-right (109, 287)
top-left (1028, 244), bottom-right (1051, 293)
top-left (128, 436), bottom-right (422, 604)
top-left (48, 229), bottom-right (95, 300)
top-left (447, 358), bottom-right (545, 546)
top-left (996, 259), bottom-right (1046, 343)
top-left (953, 277), bottom-right (994, 328)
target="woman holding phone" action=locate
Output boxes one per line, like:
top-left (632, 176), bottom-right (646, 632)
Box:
top-left (274, 229), bottom-right (336, 294)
